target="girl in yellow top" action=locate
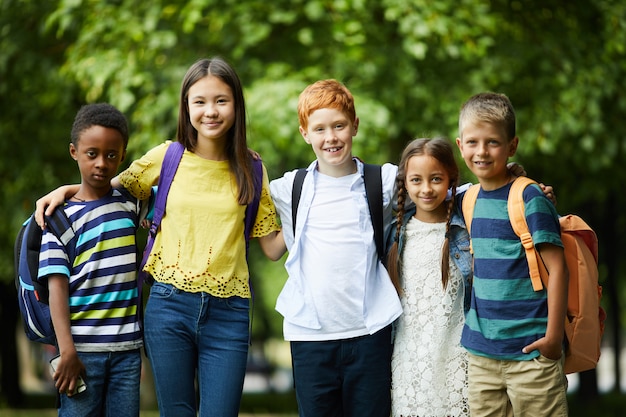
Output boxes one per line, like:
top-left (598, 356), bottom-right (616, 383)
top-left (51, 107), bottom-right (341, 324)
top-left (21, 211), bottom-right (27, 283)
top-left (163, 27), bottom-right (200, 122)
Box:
top-left (37, 57), bottom-right (285, 417)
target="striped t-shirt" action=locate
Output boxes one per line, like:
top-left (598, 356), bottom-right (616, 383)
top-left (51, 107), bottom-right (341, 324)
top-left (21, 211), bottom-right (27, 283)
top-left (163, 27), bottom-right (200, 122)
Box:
top-left (38, 188), bottom-right (143, 352)
top-left (460, 182), bottom-right (562, 360)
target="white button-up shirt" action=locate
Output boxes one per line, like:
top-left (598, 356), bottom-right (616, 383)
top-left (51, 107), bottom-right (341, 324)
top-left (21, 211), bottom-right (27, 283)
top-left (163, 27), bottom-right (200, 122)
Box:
top-left (270, 159), bottom-right (402, 341)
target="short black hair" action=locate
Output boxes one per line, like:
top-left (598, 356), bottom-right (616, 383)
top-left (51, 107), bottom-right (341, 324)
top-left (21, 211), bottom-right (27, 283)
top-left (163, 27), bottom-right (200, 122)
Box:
top-left (70, 103), bottom-right (129, 148)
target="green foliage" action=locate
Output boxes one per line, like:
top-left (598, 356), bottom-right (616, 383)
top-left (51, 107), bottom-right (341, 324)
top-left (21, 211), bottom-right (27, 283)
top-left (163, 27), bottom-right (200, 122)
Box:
top-left (246, 76), bottom-right (394, 180)
top-left (0, 0), bottom-right (80, 274)
top-left (2, 0), bottom-right (625, 345)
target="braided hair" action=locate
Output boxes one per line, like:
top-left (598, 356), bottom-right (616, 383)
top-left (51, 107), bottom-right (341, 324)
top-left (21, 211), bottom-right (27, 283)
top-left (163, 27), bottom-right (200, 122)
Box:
top-left (386, 138), bottom-right (460, 294)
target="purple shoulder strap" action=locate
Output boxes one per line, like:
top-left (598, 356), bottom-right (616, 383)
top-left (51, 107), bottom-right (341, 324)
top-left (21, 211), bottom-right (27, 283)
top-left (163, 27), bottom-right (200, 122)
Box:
top-left (138, 142), bottom-right (185, 284)
top-left (244, 158), bottom-right (263, 256)
top-left (244, 158), bottom-right (263, 332)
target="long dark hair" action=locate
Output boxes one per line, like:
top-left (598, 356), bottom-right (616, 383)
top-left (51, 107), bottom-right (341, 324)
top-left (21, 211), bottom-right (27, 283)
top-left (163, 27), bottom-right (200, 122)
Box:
top-left (176, 57), bottom-right (255, 204)
top-left (387, 138), bottom-right (459, 293)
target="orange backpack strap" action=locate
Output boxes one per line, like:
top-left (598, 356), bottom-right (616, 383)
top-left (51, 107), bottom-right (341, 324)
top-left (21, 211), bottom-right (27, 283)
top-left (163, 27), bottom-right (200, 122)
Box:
top-left (461, 184), bottom-right (481, 255)
top-left (507, 177), bottom-right (546, 292)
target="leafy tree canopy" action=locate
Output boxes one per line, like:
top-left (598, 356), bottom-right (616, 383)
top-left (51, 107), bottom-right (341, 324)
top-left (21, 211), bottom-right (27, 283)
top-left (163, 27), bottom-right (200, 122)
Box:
top-left (2, 0), bottom-right (625, 336)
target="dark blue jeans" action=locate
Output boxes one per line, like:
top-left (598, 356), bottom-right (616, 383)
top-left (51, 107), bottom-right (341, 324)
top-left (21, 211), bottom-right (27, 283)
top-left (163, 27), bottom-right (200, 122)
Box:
top-left (58, 349), bottom-right (141, 417)
top-left (144, 283), bottom-right (250, 417)
top-left (290, 325), bottom-right (393, 417)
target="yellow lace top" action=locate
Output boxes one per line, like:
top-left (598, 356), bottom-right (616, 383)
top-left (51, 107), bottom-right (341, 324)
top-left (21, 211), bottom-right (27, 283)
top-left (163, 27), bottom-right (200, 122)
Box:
top-left (119, 141), bottom-right (280, 298)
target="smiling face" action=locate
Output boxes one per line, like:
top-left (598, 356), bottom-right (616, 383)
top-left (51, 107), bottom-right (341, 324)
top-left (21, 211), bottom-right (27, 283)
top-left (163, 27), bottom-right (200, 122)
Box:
top-left (187, 75), bottom-right (236, 150)
top-left (404, 154), bottom-right (451, 223)
top-left (300, 108), bottom-right (359, 177)
top-left (70, 125), bottom-right (126, 198)
top-left (456, 121), bottom-right (518, 190)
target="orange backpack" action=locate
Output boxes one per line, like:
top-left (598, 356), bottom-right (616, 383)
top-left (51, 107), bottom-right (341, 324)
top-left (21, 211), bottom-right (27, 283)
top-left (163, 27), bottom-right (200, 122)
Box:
top-left (462, 177), bottom-right (605, 374)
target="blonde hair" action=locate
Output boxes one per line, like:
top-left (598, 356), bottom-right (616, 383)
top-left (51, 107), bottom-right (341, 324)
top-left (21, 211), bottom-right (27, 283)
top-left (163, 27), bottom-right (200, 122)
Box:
top-left (297, 79), bottom-right (356, 131)
top-left (459, 92), bottom-right (516, 141)
top-left (387, 138), bottom-right (459, 293)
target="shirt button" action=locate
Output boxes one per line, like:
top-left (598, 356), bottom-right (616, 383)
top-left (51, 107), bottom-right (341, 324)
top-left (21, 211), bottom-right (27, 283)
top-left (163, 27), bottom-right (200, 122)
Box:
top-left (454, 253), bottom-right (460, 259)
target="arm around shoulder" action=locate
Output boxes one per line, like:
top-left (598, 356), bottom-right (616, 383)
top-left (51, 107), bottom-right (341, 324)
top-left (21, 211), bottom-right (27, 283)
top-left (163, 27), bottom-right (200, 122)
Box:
top-left (35, 184), bottom-right (80, 228)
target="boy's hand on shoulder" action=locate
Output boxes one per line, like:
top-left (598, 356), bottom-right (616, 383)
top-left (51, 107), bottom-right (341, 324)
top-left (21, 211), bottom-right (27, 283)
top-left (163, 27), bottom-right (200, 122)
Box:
top-left (522, 336), bottom-right (563, 361)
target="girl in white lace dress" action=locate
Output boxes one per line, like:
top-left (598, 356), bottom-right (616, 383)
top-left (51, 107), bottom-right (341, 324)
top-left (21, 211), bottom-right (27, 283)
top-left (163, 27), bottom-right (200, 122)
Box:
top-left (387, 138), bottom-right (473, 417)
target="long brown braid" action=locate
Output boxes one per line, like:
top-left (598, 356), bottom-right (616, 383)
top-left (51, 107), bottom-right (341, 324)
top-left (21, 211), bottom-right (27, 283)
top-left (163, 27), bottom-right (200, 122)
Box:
top-left (440, 179), bottom-right (457, 290)
top-left (386, 169), bottom-right (408, 295)
top-left (386, 138), bottom-right (460, 294)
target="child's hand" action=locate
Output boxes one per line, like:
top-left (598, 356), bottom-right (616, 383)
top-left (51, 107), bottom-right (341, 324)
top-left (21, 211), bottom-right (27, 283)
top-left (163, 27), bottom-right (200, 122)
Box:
top-left (35, 185), bottom-right (78, 229)
top-left (52, 352), bottom-right (86, 397)
top-left (507, 162), bottom-right (527, 178)
top-left (248, 148), bottom-right (262, 161)
top-left (504, 163), bottom-right (557, 206)
top-left (521, 337), bottom-right (563, 361)
top-left (540, 183), bottom-right (557, 206)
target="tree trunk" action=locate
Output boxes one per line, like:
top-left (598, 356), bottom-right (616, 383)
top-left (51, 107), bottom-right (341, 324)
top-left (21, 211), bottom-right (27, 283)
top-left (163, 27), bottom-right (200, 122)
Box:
top-left (0, 280), bottom-right (24, 406)
top-left (603, 193), bottom-right (621, 394)
top-left (577, 369), bottom-right (599, 400)
top-left (586, 193), bottom-right (620, 396)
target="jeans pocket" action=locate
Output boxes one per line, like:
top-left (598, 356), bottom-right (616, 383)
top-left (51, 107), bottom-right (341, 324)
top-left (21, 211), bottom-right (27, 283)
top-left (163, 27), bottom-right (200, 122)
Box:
top-left (224, 296), bottom-right (250, 312)
top-left (150, 282), bottom-right (176, 299)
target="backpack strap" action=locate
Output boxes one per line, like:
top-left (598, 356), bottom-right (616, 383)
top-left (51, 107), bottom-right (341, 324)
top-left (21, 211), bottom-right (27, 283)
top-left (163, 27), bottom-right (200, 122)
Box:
top-left (244, 158), bottom-right (264, 256)
top-left (45, 208), bottom-right (75, 247)
top-left (244, 158), bottom-right (265, 340)
top-left (461, 184), bottom-right (481, 255)
top-left (363, 163), bottom-right (384, 262)
top-left (151, 142), bottom-right (185, 235)
top-left (139, 141), bottom-right (185, 282)
top-left (27, 209), bottom-right (76, 298)
top-left (291, 168), bottom-right (308, 232)
top-left (290, 164), bottom-right (384, 261)
top-left (507, 176), bottom-right (546, 292)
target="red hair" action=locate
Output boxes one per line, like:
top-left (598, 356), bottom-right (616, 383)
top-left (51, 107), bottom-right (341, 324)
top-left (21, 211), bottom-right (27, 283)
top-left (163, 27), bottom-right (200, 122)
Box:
top-left (297, 79), bottom-right (356, 130)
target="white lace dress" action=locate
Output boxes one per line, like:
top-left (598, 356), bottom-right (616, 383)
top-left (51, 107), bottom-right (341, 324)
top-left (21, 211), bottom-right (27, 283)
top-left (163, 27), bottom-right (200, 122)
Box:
top-left (391, 217), bottom-right (469, 417)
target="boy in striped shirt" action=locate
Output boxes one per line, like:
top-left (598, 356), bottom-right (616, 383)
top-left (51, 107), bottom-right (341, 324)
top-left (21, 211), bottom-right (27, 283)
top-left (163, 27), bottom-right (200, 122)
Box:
top-left (39, 103), bottom-right (143, 417)
top-left (456, 92), bottom-right (569, 416)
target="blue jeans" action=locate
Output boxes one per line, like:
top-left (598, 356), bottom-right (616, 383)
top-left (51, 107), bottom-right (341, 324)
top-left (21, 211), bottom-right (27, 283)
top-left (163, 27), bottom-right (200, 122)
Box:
top-left (58, 349), bottom-right (141, 417)
top-left (144, 282), bottom-right (250, 417)
top-left (290, 325), bottom-right (393, 417)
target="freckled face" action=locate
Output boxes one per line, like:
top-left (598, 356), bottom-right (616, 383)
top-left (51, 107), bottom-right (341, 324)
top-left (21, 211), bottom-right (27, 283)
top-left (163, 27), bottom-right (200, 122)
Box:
top-left (300, 108), bottom-right (358, 176)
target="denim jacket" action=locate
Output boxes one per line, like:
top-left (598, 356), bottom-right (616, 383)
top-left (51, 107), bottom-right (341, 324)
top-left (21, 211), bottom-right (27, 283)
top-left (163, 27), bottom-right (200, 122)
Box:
top-left (387, 206), bottom-right (473, 313)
